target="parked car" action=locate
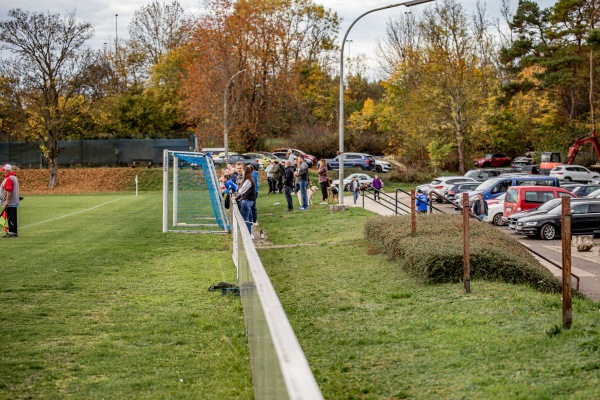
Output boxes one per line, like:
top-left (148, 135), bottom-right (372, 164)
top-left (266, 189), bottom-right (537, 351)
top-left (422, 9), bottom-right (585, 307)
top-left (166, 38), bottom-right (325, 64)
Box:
top-left (549, 165), bottom-right (600, 183)
top-left (464, 168), bottom-right (513, 182)
top-left (443, 182), bottom-right (481, 202)
top-left (515, 199), bottom-right (600, 239)
top-left (512, 153), bottom-right (535, 167)
top-left (507, 196), bottom-right (589, 230)
top-left (272, 148), bottom-right (316, 166)
top-left (503, 185), bottom-right (574, 221)
top-left (568, 184), bottom-right (600, 197)
top-left (271, 151), bottom-right (291, 162)
top-left (467, 175), bottom-right (560, 205)
top-left (326, 153), bottom-right (375, 171)
top-left (331, 173), bottom-right (374, 191)
top-left (473, 153), bottom-right (512, 167)
top-left (513, 164), bottom-right (540, 174)
top-left (213, 154), bottom-right (261, 170)
top-left (427, 176), bottom-right (478, 203)
top-left (486, 193), bottom-right (507, 226)
top-left (372, 156), bottom-right (392, 173)
top-left (243, 152), bottom-right (279, 169)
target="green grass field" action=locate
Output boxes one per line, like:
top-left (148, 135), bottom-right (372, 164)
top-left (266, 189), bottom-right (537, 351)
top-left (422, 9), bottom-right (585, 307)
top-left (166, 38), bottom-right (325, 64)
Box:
top-left (0, 193), bottom-right (252, 399)
top-left (254, 195), bottom-right (600, 400)
top-left (3, 183), bottom-right (600, 399)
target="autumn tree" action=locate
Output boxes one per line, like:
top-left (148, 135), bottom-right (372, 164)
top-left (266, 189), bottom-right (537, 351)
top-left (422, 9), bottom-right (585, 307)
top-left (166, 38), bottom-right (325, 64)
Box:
top-left (180, 0), bottom-right (339, 151)
top-left (0, 9), bottom-right (105, 187)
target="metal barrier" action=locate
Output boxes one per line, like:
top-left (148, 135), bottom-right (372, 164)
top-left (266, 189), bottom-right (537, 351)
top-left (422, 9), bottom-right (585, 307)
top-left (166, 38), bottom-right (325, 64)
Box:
top-left (231, 201), bottom-right (323, 400)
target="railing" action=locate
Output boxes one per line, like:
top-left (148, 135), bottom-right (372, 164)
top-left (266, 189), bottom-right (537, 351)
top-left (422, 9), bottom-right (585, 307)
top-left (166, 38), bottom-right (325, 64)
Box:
top-left (231, 201), bottom-right (323, 400)
top-left (360, 188), bottom-right (411, 214)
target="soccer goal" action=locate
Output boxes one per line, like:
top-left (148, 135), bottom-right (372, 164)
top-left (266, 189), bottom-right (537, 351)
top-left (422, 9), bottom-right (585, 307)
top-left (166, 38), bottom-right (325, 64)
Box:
top-left (162, 150), bottom-right (229, 234)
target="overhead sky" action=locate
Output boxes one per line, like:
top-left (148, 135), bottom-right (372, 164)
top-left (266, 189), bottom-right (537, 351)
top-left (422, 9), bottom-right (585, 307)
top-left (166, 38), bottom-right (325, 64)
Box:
top-left (0, 0), bottom-right (557, 78)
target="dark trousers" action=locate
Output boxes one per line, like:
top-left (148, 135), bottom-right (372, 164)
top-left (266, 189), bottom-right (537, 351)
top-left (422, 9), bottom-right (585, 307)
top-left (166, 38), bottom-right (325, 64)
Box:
top-left (373, 188), bottom-right (380, 200)
top-left (252, 193), bottom-right (258, 223)
top-left (284, 185), bottom-right (294, 210)
top-left (320, 181), bottom-right (328, 201)
top-left (267, 177), bottom-right (274, 193)
top-left (5, 207), bottom-right (17, 235)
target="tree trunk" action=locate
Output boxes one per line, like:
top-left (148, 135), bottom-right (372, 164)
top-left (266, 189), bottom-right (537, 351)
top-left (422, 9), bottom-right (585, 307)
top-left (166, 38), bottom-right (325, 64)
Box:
top-left (456, 125), bottom-right (465, 174)
top-left (47, 137), bottom-right (59, 188)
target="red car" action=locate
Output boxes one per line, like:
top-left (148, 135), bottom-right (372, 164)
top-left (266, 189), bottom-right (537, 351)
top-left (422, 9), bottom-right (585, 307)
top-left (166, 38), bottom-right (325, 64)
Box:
top-left (272, 148), bottom-right (317, 166)
top-left (473, 153), bottom-right (511, 168)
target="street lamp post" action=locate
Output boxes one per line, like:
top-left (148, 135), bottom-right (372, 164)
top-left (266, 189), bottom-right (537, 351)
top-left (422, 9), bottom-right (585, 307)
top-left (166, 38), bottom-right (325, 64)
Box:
top-left (338, 0), bottom-right (435, 205)
top-left (224, 70), bottom-right (246, 166)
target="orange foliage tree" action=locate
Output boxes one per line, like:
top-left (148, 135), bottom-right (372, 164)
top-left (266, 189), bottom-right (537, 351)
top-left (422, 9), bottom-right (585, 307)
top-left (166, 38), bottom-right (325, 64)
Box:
top-left (180, 0), bottom-right (339, 151)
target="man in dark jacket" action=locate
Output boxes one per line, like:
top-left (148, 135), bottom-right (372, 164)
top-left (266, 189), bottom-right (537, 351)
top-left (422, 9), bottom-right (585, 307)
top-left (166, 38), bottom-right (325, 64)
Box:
top-left (472, 193), bottom-right (488, 221)
top-left (283, 160), bottom-right (295, 212)
top-left (297, 155), bottom-right (309, 210)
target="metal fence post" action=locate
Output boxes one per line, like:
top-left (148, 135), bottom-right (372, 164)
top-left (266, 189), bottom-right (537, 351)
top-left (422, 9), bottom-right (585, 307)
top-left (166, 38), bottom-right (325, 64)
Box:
top-left (411, 189), bottom-right (416, 235)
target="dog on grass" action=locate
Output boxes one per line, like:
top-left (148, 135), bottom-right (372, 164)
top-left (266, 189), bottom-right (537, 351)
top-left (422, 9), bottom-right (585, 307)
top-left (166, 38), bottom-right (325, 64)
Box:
top-left (297, 185), bottom-right (319, 207)
top-left (327, 185), bottom-right (339, 204)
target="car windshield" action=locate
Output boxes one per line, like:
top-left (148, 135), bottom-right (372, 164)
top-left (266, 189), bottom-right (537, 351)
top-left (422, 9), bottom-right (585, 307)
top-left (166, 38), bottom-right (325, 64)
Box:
top-left (476, 179), bottom-right (501, 191)
top-left (588, 188), bottom-right (600, 197)
top-left (485, 154), bottom-right (493, 158)
top-left (464, 170), bottom-right (478, 178)
top-left (505, 189), bottom-right (518, 203)
top-left (538, 198), bottom-right (562, 211)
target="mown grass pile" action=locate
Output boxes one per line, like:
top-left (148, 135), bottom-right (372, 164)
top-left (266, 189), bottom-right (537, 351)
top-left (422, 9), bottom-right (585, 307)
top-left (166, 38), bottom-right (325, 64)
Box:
top-left (365, 214), bottom-right (562, 292)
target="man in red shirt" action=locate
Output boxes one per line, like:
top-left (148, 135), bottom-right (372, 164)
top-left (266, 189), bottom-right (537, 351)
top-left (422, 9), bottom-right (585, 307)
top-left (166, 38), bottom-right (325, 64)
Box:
top-left (1, 164), bottom-right (20, 238)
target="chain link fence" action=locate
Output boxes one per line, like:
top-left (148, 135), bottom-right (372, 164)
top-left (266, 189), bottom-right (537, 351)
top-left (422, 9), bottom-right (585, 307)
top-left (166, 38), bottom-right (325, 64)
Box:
top-left (0, 139), bottom-right (193, 168)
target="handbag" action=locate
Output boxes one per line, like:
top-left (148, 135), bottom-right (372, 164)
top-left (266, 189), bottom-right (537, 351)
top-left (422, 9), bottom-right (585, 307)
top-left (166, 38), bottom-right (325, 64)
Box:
top-left (224, 194), bottom-right (231, 209)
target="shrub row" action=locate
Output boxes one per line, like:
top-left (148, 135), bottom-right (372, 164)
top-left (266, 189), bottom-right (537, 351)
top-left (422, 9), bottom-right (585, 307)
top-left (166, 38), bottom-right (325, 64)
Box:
top-left (364, 214), bottom-right (562, 293)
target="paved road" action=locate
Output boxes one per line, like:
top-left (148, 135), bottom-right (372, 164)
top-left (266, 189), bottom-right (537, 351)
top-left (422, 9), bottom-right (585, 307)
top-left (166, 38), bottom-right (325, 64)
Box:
top-left (344, 190), bottom-right (600, 301)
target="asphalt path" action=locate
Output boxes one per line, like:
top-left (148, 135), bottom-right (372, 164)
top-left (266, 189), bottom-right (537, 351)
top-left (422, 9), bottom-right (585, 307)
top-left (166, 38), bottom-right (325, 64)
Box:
top-left (345, 190), bottom-right (600, 301)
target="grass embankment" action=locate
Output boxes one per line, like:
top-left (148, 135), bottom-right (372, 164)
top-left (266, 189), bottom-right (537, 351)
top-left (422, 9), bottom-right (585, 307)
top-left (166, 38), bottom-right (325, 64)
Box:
top-left (256, 196), bottom-right (600, 399)
top-left (0, 194), bottom-right (252, 399)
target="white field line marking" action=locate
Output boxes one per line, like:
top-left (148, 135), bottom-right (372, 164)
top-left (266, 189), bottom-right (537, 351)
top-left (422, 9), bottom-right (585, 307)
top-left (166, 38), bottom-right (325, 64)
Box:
top-left (21, 197), bottom-right (129, 230)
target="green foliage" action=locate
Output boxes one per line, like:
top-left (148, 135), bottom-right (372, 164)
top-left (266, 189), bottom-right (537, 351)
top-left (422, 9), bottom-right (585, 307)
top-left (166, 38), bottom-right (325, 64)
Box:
top-left (364, 214), bottom-right (562, 292)
top-left (389, 165), bottom-right (437, 184)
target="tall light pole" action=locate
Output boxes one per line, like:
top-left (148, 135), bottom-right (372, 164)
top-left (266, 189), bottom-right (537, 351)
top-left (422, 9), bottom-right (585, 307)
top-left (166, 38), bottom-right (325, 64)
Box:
top-left (338, 0), bottom-right (435, 205)
top-left (224, 70), bottom-right (246, 166)
top-left (115, 14), bottom-right (118, 52)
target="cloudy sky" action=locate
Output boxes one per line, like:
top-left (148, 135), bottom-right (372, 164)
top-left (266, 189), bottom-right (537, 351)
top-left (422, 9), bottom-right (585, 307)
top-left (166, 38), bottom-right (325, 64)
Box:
top-left (0, 0), bottom-right (557, 77)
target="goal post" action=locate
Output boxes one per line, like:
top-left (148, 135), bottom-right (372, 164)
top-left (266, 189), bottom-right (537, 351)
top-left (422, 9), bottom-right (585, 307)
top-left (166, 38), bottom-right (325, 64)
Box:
top-left (162, 150), bottom-right (229, 234)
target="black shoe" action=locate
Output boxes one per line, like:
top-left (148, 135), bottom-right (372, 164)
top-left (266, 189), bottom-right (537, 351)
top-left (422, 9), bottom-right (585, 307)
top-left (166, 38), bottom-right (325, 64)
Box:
top-left (2, 233), bottom-right (17, 238)
top-left (286, 209), bottom-right (293, 212)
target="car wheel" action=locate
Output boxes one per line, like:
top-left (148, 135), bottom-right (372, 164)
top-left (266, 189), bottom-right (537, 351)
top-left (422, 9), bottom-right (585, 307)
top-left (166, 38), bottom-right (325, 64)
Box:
top-left (492, 213), bottom-right (504, 226)
top-left (375, 166), bottom-right (382, 172)
top-left (539, 223), bottom-right (557, 240)
top-left (564, 177), bottom-right (572, 182)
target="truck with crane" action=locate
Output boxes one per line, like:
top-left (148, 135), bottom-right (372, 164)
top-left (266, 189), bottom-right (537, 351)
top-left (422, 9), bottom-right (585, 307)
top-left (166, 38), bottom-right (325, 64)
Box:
top-left (539, 131), bottom-right (600, 174)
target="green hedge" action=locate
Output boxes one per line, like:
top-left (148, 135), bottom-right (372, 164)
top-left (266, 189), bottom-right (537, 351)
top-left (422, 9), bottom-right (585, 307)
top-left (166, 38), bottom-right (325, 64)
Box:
top-left (364, 214), bottom-right (562, 293)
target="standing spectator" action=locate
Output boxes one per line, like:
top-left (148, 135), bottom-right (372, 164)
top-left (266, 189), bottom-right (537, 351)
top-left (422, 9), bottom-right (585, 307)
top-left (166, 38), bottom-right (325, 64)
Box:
top-left (283, 160), bottom-right (295, 212)
top-left (287, 149), bottom-right (296, 168)
top-left (472, 193), bottom-right (488, 221)
top-left (317, 159), bottom-right (329, 204)
top-left (349, 176), bottom-right (360, 204)
top-left (1, 164), bottom-right (19, 238)
top-left (278, 160), bottom-right (285, 193)
top-left (272, 160), bottom-right (281, 194)
top-left (251, 165), bottom-right (259, 226)
top-left (297, 155), bottom-right (309, 210)
top-left (372, 175), bottom-right (383, 201)
top-left (416, 189), bottom-right (429, 213)
top-left (233, 162), bottom-right (244, 211)
top-left (237, 165), bottom-right (257, 239)
top-left (265, 160), bottom-right (275, 194)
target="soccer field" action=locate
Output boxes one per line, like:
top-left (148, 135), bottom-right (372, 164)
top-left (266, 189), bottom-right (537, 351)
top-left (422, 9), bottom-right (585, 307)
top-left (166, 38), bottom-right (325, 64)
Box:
top-left (0, 193), bottom-right (253, 399)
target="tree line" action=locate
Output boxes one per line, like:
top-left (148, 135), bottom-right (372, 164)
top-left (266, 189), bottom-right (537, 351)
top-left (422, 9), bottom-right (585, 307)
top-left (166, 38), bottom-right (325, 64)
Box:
top-left (0, 0), bottom-right (599, 187)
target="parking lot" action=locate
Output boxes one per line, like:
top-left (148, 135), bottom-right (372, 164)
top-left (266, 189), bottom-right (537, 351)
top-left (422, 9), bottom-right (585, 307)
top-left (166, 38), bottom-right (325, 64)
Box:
top-left (350, 191), bottom-right (600, 300)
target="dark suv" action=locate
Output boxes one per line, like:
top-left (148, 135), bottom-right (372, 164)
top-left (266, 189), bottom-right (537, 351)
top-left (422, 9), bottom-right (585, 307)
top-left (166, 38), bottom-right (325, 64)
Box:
top-left (326, 153), bottom-right (375, 170)
top-left (515, 199), bottom-right (600, 240)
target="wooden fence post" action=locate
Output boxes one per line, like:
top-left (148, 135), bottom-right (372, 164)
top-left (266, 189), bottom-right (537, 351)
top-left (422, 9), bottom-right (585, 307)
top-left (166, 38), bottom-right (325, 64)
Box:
top-left (561, 196), bottom-right (572, 329)
top-left (462, 192), bottom-right (471, 294)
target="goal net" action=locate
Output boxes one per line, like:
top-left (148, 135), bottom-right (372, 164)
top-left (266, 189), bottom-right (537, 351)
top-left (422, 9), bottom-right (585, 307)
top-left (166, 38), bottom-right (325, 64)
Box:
top-left (162, 150), bottom-right (229, 234)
